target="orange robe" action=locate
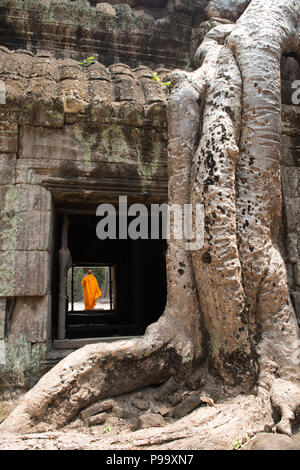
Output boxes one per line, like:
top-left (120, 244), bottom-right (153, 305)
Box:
top-left (81, 274), bottom-right (102, 310)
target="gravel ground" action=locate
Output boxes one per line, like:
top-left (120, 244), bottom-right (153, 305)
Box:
top-left (68, 300), bottom-right (111, 311)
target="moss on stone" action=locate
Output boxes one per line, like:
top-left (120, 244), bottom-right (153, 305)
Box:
top-left (0, 186), bottom-right (20, 296)
top-left (136, 128), bottom-right (165, 184)
top-left (2, 336), bottom-right (47, 389)
top-left (74, 125), bottom-right (97, 166)
top-left (101, 125), bottom-right (128, 163)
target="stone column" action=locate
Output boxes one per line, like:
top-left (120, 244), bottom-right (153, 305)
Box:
top-left (58, 215), bottom-right (72, 340)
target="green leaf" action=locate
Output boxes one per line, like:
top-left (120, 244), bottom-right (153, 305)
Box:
top-left (233, 439), bottom-right (242, 450)
top-left (79, 56), bottom-right (96, 67)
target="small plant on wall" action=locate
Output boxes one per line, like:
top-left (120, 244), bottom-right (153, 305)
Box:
top-left (151, 72), bottom-right (171, 88)
top-left (79, 56), bottom-right (96, 67)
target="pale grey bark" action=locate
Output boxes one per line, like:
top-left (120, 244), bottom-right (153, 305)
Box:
top-left (231, 0), bottom-right (300, 382)
top-left (190, 46), bottom-right (254, 387)
top-left (191, 0), bottom-right (300, 432)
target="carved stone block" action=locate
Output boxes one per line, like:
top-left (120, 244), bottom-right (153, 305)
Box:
top-left (0, 251), bottom-right (51, 297)
top-left (9, 296), bottom-right (51, 343)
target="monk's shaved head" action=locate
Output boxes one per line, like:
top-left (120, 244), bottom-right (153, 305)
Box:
top-left (88, 269), bottom-right (93, 275)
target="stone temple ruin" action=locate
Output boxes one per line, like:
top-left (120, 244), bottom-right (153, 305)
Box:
top-left (0, 0), bottom-right (299, 391)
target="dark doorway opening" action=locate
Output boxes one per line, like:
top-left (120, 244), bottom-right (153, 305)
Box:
top-left (52, 210), bottom-right (167, 340)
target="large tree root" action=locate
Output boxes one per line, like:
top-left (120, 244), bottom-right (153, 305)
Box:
top-left (0, 311), bottom-right (202, 433)
top-left (0, 387), bottom-right (275, 450)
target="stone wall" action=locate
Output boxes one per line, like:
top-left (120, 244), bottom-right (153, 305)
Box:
top-left (281, 105), bottom-right (300, 323)
top-left (279, 56), bottom-right (300, 324)
top-left (0, 45), bottom-right (169, 389)
top-left (0, 0), bottom-right (210, 70)
top-left (0, 47), bottom-right (168, 201)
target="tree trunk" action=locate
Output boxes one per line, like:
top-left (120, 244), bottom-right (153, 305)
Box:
top-left (1, 0), bottom-right (300, 438)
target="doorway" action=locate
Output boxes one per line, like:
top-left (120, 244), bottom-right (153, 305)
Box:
top-left (52, 210), bottom-right (167, 341)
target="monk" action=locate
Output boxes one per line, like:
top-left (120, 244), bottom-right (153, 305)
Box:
top-left (81, 269), bottom-right (102, 310)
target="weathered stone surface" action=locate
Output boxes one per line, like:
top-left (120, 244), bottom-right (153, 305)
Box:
top-left (87, 412), bottom-right (107, 427)
top-left (242, 433), bottom-right (294, 450)
top-left (294, 262), bottom-right (300, 287)
top-left (2, 337), bottom-right (47, 388)
top-left (168, 391), bottom-right (183, 407)
top-left (68, 419), bottom-right (83, 429)
top-left (281, 167), bottom-right (300, 198)
top-left (285, 233), bottom-right (299, 264)
top-left (284, 198), bottom-right (300, 233)
top-left (0, 210), bottom-right (52, 253)
top-left (281, 135), bottom-right (298, 167)
top-left (8, 296), bottom-right (51, 344)
top-left (132, 412), bottom-right (165, 430)
top-left (81, 399), bottom-right (115, 421)
top-left (279, 102), bottom-right (300, 320)
top-left (130, 397), bottom-right (149, 411)
top-left (0, 0), bottom-right (202, 70)
top-left (0, 184), bottom-right (52, 213)
top-left (157, 405), bottom-right (171, 417)
top-left (173, 392), bottom-right (202, 419)
top-left (95, 3), bottom-right (117, 16)
top-left (185, 370), bottom-right (205, 390)
top-left (0, 51), bottom-right (169, 206)
top-left (0, 122), bottom-right (18, 154)
top-left (0, 251), bottom-right (51, 297)
top-left (0, 184), bottom-right (52, 297)
top-left (154, 377), bottom-right (179, 401)
top-left (111, 405), bottom-right (128, 419)
top-left (281, 105), bottom-right (300, 136)
top-left (0, 154), bottom-right (16, 185)
top-left (200, 395), bottom-right (214, 407)
top-left (18, 123), bottom-right (166, 171)
top-left (291, 292), bottom-right (300, 324)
